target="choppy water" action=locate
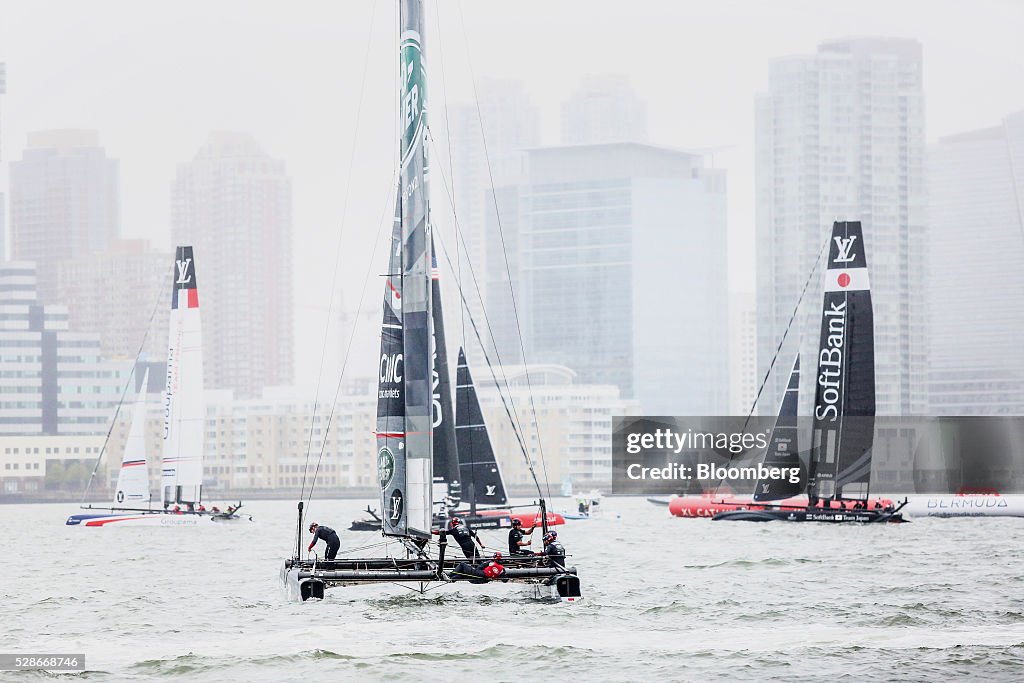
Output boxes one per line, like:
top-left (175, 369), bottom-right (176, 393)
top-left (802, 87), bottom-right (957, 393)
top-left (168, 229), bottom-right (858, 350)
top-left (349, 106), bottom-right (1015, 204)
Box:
top-left (2, 497), bottom-right (1023, 681)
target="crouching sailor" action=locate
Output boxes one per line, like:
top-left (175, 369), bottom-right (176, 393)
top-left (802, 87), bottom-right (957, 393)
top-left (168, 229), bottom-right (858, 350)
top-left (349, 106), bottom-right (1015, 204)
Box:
top-left (508, 518), bottom-right (534, 555)
top-left (454, 552), bottom-right (506, 584)
top-left (542, 530), bottom-right (566, 570)
top-left (448, 516), bottom-right (485, 561)
top-left (308, 522), bottom-right (341, 560)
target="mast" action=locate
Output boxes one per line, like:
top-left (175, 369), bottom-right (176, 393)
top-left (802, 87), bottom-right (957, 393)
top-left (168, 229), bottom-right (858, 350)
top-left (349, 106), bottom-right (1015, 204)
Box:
top-left (807, 221), bottom-right (875, 502)
top-left (455, 347), bottom-right (509, 513)
top-left (753, 356), bottom-right (802, 502)
top-left (431, 238), bottom-right (461, 509)
top-left (161, 246), bottom-right (205, 506)
top-left (114, 368), bottom-right (152, 508)
top-left (377, 0), bottom-right (433, 539)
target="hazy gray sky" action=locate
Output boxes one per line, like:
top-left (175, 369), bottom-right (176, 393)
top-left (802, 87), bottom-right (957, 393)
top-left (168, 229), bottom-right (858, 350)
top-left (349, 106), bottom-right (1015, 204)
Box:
top-left (2, 0), bottom-right (1023, 386)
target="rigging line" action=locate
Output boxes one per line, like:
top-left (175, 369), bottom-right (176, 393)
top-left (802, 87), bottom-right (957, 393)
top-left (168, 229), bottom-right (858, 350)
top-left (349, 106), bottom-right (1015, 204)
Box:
top-left (424, 134), bottom-right (533, 469)
top-left (80, 266), bottom-right (173, 506)
top-left (304, 169), bottom-right (398, 510)
top-left (431, 0), bottom-right (474, 488)
top-left (712, 231), bottom-right (830, 497)
top-left (428, 132), bottom-right (545, 501)
top-left (431, 0), bottom-right (468, 400)
top-left (423, 131), bottom-right (530, 456)
top-left (455, 0), bottom-right (551, 500)
top-left (1003, 121), bottom-right (1024, 249)
top-left (299, 0), bottom-right (380, 504)
top-left (428, 191), bottom-right (543, 500)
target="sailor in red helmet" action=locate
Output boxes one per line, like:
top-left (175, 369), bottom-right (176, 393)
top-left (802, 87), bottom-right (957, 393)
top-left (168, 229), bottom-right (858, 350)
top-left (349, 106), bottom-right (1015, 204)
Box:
top-left (447, 515), bottom-right (485, 561)
top-left (308, 522), bottom-right (341, 560)
top-left (482, 552), bottom-right (506, 580)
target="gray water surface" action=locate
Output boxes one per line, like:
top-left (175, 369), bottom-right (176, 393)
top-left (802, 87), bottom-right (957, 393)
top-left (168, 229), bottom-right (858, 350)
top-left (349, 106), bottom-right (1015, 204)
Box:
top-left (1, 498), bottom-right (1022, 681)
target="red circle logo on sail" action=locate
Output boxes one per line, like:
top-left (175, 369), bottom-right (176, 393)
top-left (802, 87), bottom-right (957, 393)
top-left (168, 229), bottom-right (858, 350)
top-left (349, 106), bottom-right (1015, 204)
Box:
top-left (837, 272), bottom-right (851, 288)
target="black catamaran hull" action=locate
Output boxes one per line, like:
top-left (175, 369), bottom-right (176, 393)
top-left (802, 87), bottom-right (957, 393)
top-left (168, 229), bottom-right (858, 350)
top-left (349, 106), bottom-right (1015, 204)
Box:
top-left (713, 507), bottom-right (906, 523)
top-left (280, 560), bottom-right (581, 602)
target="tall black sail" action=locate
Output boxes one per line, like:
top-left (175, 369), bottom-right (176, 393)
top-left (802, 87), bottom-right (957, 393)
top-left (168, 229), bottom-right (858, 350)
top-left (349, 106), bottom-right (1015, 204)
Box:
top-left (753, 355), bottom-right (803, 501)
top-left (431, 238), bottom-right (461, 507)
top-left (455, 347), bottom-right (508, 510)
top-left (808, 221), bottom-right (876, 501)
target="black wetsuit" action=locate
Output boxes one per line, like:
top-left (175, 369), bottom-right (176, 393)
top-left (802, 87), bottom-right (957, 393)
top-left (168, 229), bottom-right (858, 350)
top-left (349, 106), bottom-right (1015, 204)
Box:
top-left (311, 525), bottom-right (341, 560)
top-left (545, 541), bottom-right (566, 570)
top-left (449, 521), bottom-right (479, 561)
top-left (508, 527), bottom-right (532, 555)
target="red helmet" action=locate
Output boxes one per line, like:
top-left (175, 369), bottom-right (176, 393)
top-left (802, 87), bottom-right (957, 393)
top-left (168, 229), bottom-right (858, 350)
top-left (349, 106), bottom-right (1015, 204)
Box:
top-left (448, 517), bottom-right (460, 528)
top-left (543, 531), bottom-right (557, 544)
top-left (492, 551), bottom-right (502, 561)
top-left (308, 522), bottom-right (318, 532)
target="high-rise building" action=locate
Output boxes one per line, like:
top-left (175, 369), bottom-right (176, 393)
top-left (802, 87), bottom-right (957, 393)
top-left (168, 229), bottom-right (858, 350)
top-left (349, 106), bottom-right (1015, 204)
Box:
top-left (926, 112), bottom-right (1024, 414)
top-left (1, 63), bottom-right (7, 259)
top-left (561, 74), bottom-right (648, 146)
top-left (9, 130), bottom-right (120, 291)
top-left (171, 132), bottom-right (294, 398)
top-left (448, 80), bottom-right (540, 357)
top-left (729, 292), bottom-right (758, 415)
top-left (0, 262), bottom-right (129, 435)
top-left (755, 38), bottom-right (926, 416)
top-left (51, 239), bottom-right (170, 360)
top-left (520, 142), bottom-right (728, 414)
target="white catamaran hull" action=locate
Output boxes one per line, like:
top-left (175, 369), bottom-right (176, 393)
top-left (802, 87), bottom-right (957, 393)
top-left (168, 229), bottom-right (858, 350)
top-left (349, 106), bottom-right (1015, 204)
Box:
top-left (903, 494), bottom-right (1024, 518)
top-left (66, 512), bottom-right (253, 527)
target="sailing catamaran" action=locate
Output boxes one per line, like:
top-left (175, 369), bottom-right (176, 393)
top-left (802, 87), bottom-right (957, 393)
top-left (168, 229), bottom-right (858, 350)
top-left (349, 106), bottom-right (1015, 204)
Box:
top-left (282, 0), bottom-right (579, 601)
top-left (713, 221), bottom-right (906, 522)
top-left (669, 357), bottom-right (818, 518)
top-left (348, 245), bottom-right (564, 533)
top-left (67, 247), bottom-right (250, 526)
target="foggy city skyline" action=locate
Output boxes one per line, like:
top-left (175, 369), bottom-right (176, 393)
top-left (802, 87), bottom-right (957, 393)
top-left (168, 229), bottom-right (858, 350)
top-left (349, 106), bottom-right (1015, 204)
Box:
top-left (0, 0), bottom-right (1022, 423)
top-left (5, 5), bottom-right (1024, 677)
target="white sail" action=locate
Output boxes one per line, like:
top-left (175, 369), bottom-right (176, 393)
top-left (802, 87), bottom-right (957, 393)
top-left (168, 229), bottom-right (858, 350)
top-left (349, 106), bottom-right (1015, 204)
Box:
top-left (113, 368), bottom-right (152, 507)
top-left (162, 246), bottom-right (206, 505)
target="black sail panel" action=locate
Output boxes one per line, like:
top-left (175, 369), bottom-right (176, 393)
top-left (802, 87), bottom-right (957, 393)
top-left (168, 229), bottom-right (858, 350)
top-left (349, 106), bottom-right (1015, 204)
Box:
top-left (430, 238), bottom-right (461, 506)
top-left (455, 347), bottom-right (508, 508)
top-left (753, 355), bottom-right (803, 501)
top-left (809, 221), bottom-right (876, 501)
top-left (377, 184), bottom-right (408, 533)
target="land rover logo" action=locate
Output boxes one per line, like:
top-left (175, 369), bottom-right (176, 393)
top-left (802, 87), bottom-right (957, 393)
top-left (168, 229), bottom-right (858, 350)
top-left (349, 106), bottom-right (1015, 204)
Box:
top-left (377, 447), bottom-right (395, 489)
top-left (116, 490), bottom-right (125, 503)
top-left (389, 489), bottom-right (404, 521)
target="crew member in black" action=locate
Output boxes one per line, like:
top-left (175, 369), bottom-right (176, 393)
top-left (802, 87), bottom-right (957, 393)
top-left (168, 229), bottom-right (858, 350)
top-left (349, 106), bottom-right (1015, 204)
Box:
top-left (507, 518), bottom-right (534, 555)
top-left (308, 522), bottom-right (341, 560)
top-left (448, 516), bottom-right (485, 561)
top-left (542, 530), bottom-right (566, 570)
